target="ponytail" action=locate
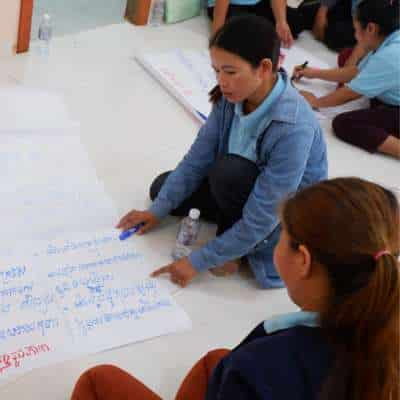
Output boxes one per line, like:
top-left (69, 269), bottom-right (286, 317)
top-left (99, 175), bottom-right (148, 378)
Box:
top-left (320, 253), bottom-right (399, 400)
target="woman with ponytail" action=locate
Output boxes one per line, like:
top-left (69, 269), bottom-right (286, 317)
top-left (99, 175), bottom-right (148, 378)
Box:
top-left (71, 177), bottom-right (399, 400)
top-left (280, 177), bottom-right (399, 400)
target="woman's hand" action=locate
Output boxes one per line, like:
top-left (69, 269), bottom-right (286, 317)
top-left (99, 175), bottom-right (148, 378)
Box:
top-left (276, 21), bottom-right (294, 49)
top-left (116, 210), bottom-right (159, 235)
top-left (292, 66), bottom-right (318, 81)
top-left (152, 257), bottom-right (198, 287)
top-left (300, 90), bottom-right (319, 110)
top-left (312, 6), bottom-right (328, 41)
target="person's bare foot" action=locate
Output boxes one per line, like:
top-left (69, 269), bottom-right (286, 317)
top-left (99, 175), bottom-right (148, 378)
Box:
top-left (210, 259), bottom-right (240, 277)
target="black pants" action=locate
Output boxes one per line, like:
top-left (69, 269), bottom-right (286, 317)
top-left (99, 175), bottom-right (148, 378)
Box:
top-left (150, 155), bottom-right (259, 235)
top-left (207, 0), bottom-right (320, 39)
top-left (332, 99), bottom-right (400, 153)
top-left (324, 0), bottom-right (356, 51)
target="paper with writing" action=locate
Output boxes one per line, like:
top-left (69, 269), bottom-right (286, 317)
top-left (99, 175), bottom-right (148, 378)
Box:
top-left (136, 49), bottom-right (216, 123)
top-left (137, 46), bottom-right (370, 123)
top-left (0, 230), bottom-right (191, 383)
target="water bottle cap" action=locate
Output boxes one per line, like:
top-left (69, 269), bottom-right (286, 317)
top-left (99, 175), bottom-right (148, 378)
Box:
top-left (43, 13), bottom-right (51, 20)
top-left (189, 208), bottom-right (200, 220)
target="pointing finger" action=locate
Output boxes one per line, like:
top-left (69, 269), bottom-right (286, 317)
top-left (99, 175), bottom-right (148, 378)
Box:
top-left (151, 265), bottom-right (171, 277)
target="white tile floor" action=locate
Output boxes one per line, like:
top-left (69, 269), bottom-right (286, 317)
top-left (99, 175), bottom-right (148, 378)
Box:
top-left (0, 16), bottom-right (399, 399)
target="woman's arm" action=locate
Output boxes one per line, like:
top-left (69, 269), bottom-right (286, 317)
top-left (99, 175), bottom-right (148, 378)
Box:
top-left (293, 65), bottom-right (358, 84)
top-left (212, 0), bottom-right (230, 35)
top-left (271, 0), bottom-right (294, 48)
top-left (149, 102), bottom-right (223, 219)
top-left (189, 123), bottom-right (319, 275)
top-left (343, 43), bottom-right (368, 67)
top-left (301, 86), bottom-right (362, 109)
top-left (312, 5), bottom-right (329, 41)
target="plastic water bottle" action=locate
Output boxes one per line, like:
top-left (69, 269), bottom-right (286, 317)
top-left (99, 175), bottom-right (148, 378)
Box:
top-left (38, 13), bottom-right (53, 56)
top-left (172, 209), bottom-right (201, 260)
top-left (149, 0), bottom-right (165, 27)
top-left (200, 0), bottom-right (208, 16)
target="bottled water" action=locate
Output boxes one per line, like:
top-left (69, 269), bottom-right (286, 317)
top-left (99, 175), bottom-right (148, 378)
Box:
top-left (172, 209), bottom-right (201, 260)
top-left (200, 0), bottom-right (208, 16)
top-left (38, 13), bottom-right (52, 56)
top-left (149, 0), bottom-right (165, 27)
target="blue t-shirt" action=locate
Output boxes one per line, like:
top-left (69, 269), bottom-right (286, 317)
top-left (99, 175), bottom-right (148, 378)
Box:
top-left (347, 30), bottom-right (400, 106)
top-left (228, 73), bottom-right (285, 162)
top-left (208, 0), bottom-right (260, 7)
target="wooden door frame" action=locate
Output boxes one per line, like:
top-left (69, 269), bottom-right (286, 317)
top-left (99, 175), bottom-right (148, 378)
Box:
top-left (16, 0), bottom-right (34, 53)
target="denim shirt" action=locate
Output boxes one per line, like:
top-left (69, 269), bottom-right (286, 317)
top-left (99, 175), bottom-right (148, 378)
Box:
top-left (150, 71), bottom-right (328, 288)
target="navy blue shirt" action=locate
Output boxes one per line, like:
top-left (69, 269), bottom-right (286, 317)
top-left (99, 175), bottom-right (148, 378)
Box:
top-left (206, 314), bottom-right (334, 400)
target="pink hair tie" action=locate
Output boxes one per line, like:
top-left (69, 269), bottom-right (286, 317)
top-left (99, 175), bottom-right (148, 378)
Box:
top-left (374, 250), bottom-right (391, 260)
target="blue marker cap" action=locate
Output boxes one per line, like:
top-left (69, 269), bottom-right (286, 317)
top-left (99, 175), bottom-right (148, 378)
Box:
top-left (119, 223), bottom-right (144, 241)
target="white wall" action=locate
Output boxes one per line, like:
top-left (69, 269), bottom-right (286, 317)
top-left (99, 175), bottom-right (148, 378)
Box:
top-left (0, 0), bottom-right (21, 57)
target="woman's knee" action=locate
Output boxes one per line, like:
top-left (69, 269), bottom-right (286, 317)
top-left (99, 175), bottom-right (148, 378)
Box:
top-left (204, 349), bottom-right (230, 374)
top-left (71, 365), bottom-right (120, 400)
top-left (332, 113), bottom-right (352, 141)
top-left (149, 171), bottom-right (171, 201)
top-left (208, 155), bottom-right (259, 196)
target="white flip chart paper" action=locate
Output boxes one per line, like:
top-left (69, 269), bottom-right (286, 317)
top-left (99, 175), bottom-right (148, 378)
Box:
top-left (0, 230), bottom-right (191, 384)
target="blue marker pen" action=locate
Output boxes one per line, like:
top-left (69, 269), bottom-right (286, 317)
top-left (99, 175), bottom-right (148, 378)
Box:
top-left (195, 110), bottom-right (207, 122)
top-left (119, 223), bottom-right (145, 241)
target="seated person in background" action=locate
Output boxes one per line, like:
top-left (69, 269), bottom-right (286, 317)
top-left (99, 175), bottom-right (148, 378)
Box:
top-left (117, 16), bottom-right (327, 290)
top-left (313, 0), bottom-right (358, 50)
top-left (72, 177), bottom-right (400, 400)
top-left (208, 0), bottom-right (360, 52)
top-left (207, 0), bottom-right (321, 48)
top-left (293, 0), bottom-right (400, 159)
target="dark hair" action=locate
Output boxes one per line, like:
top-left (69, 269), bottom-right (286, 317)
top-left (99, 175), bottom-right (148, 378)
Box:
top-left (281, 177), bottom-right (400, 400)
top-left (208, 15), bottom-right (281, 104)
top-left (356, 0), bottom-right (400, 36)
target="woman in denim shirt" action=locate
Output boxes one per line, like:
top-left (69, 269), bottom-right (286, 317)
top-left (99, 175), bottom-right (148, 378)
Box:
top-left (117, 16), bottom-right (328, 289)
